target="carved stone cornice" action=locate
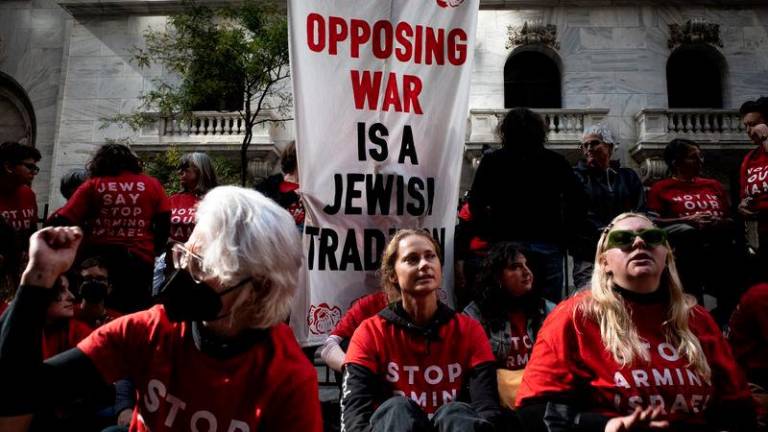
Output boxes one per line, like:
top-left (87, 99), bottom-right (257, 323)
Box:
top-left (506, 21), bottom-right (559, 50)
top-left (668, 19), bottom-right (723, 49)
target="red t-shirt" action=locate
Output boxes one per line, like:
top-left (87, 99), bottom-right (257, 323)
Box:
top-left (740, 146), bottom-right (768, 213)
top-left (648, 177), bottom-right (729, 219)
top-left (345, 312), bottom-right (495, 416)
top-left (0, 185), bottom-right (37, 233)
top-left (516, 293), bottom-right (751, 425)
top-left (728, 283), bottom-right (768, 386)
top-left (77, 305), bottom-right (322, 432)
top-left (168, 192), bottom-right (200, 243)
top-left (504, 310), bottom-right (533, 370)
top-left (278, 181), bottom-right (305, 226)
top-left (58, 172), bottom-right (171, 263)
top-left (331, 292), bottom-right (389, 339)
top-left (42, 319), bottom-right (93, 359)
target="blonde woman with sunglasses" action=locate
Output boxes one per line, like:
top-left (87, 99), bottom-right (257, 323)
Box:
top-left (515, 213), bottom-right (755, 431)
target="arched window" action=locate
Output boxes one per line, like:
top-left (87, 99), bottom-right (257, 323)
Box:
top-left (0, 72), bottom-right (36, 146)
top-left (504, 50), bottom-right (561, 108)
top-left (667, 45), bottom-right (726, 109)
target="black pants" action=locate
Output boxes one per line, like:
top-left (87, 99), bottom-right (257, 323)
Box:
top-left (370, 396), bottom-right (493, 432)
top-left (664, 223), bottom-right (747, 324)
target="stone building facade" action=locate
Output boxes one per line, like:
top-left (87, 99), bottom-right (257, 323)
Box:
top-left (1, 0), bottom-right (767, 213)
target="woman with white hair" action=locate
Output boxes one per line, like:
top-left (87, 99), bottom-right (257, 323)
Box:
top-left (152, 152), bottom-right (219, 292)
top-left (515, 213), bottom-right (755, 431)
top-left (168, 152), bottom-right (217, 243)
top-left (572, 124), bottom-right (646, 291)
top-left (0, 186), bottom-right (322, 431)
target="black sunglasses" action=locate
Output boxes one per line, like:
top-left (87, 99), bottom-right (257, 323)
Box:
top-left (605, 228), bottom-right (667, 250)
top-left (20, 162), bottom-right (40, 174)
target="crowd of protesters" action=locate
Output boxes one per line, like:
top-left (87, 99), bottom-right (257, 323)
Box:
top-left (0, 98), bottom-right (766, 432)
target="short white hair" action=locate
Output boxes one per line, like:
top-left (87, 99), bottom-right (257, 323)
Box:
top-left (583, 124), bottom-right (617, 148)
top-left (193, 186), bottom-right (302, 327)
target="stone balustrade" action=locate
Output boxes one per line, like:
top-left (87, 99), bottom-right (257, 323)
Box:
top-left (632, 108), bottom-right (755, 185)
top-left (467, 108), bottom-right (610, 148)
top-left (132, 111), bottom-right (290, 153)
top-left (635, 109), bottom-right (748, 145)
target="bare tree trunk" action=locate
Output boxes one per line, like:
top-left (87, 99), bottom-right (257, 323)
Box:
top-left (240, 131), bottom-right (252, 187)
top-left (240, 99), bottom-right (253, 187)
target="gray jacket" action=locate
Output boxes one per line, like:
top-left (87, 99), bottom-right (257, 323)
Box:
top-left (464, 300), bottom-right (556, 365)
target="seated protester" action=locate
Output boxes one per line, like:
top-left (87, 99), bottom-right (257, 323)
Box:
top-left (572, 124), bottom-right (645, 291)
top-left (0, 141), bottom-right (41, 251)
top-left (255, 142), bottom-right (304, 231)
top-left (342, 229), bottom-right (500, 432)
top-left (729, 283), bottom-right (768, 429)
top-left (74, 256), bottom-right (122, 330)
top-left (738, 98), bottom-right (768, 270)
top-left (516, 213), bottom-right (756, 432)
top-left (153, 152), bottom-right (218, 294)
top-left (42, 274), bottom-right (93, 360)
top-left (73, 256), bottom-right (134, 432)
top-left (648, 138), bottom-right (743, 319)
top-left (320, 290), bottom-right (393, 373)
top-left (0, 186), bottom-right (322, 432)
top-left (49, 143), bottom-right (171, 313)
top-left (463, 242), bottom-right (555, 410)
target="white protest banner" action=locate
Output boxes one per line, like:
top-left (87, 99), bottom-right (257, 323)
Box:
top-left (288, 0), bottom-right (479, 345)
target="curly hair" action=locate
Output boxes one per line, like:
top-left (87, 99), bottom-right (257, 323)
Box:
top-left (379, 229), bottom-right (442, 300)
top-left (497, 107), bottom-right (547, 151)
top-left (87, 144), bottom-right (142, 177)
top-left (579, 212), bottom-right (711, 379)
top-left (473, 242), bottom-right (546, 331)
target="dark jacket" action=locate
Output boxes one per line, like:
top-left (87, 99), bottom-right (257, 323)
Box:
top-left (572, 160), bottom-right (646, 260)
top-left (469, 147), bottom-right (587, 248)
top-left (341, 302), bottom-right (500, 432)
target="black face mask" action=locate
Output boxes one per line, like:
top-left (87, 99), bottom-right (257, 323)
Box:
top-left (154, 269), bottom-right (252, 322)
top-left (80, 280), bottom-right (109, 303)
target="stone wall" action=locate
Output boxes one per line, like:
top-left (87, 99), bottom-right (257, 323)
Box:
top-left (0, 0), bottom-right (69, 211)
top-left (49, 15), bottom-right (167, 210)
top-left (471, 6), bottom-right (768, 167)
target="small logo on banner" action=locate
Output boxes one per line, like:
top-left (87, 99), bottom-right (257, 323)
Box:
top-left (436, 0), bottom-right (465, 7)
top-left (308, 303), bottom-right (342, 335)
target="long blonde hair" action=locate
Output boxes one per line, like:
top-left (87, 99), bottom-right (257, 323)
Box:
top-left (580, 212), bottom-right (711, 379)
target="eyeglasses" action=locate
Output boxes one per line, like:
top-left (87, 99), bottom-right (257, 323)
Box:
top-left (20, 162), bottom-right (39, 174)
top-left (171, 242), bottom-right (211, 283)
top-left (605, 228), bottom-right (667, 251)
top-left (580, 140), bottom-right (604, 150)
